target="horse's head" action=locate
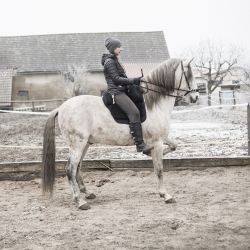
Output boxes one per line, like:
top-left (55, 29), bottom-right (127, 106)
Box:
top-left (175, 58), bottom-right (199, 103)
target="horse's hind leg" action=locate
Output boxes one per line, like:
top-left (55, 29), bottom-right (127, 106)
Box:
top-left (76, 143), bottom-right (96, 199)
top-left (66, 146), bottom-right (90, 210)
top-left (151, 141), bottom-right (175, 203)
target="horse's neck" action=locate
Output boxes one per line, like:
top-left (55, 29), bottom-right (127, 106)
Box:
top-left (146, 94), bottom-right (176, 121)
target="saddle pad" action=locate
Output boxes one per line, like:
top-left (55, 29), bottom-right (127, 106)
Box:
top-left (102, 91), bottom-right (147, 124)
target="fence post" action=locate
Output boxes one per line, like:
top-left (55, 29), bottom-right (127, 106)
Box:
top-left (233, 91), bottom-right (236, 110)
top-left (248, 103), bottom-right (250, 156)
top-left (219, 91), bottom-right (222, 109)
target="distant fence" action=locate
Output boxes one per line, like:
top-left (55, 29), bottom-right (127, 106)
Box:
top-left (0, 99), bottom-right (67, 111)
top-left (13, 104), bottom-right (46, 112)
top-left (0, 102), bottom-right (249, 115)
top-left (198, 90), bottom-right (250, 106)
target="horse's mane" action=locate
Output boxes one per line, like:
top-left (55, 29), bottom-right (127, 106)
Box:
top-left (143, 58), bottom-right (182, 110)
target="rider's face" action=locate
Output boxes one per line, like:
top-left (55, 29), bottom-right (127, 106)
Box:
top-left (113, 46), bottom-right (123, 56)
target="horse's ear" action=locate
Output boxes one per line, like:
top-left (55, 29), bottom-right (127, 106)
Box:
top-left (183, 58), bottom-right (195, 66)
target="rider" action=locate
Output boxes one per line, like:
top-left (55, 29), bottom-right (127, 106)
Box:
top-left (101, 37), bottom-right (154, 153)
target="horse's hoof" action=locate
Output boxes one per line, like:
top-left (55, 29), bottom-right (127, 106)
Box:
top-left (78, 202), bottom-right (91, 210)
top-left (143, 151), bottom-right (151, 156)
top-left (159, 193), bottom-right (165, 198)
top-left (165, 198), bottom-right (176, 204)
top-left (80, 188), bottom-right (87, 193)
top-left (85, 191), bottom-right (96, 199)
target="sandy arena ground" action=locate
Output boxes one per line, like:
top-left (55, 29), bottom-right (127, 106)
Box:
top-left (0, 106), bottom-right (250, 249)
top-left (1, 168), bottom-right (250, 249)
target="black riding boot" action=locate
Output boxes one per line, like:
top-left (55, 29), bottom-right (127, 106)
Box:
top-left (129, 121), bottom-right (154, 153)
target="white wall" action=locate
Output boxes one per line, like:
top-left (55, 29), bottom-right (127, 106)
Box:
top-left (11, 71), bottom-right (107, 110)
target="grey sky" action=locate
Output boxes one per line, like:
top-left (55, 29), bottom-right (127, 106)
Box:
top-left (0, 0), bottom-right (249, 56)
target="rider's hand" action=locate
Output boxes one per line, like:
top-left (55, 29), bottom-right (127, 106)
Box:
top-left (133, 77), bottom-right (141, 85)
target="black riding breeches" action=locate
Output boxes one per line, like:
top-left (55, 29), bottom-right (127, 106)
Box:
top-left (114, 92), bottom-right (140, 122)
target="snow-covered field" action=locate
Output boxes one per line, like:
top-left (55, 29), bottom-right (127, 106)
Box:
top-left (0, 105), bottom-right (248, 162)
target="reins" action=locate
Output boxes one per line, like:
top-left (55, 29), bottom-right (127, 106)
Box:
top-left (139, 61), bottom-right (199, 101)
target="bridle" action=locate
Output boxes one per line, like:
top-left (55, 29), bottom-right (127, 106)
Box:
top-left (139, 61), bottom-right (200, 101)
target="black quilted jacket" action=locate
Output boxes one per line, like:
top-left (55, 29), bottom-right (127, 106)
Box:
top-left (101, 54), bottom-right (134, 95)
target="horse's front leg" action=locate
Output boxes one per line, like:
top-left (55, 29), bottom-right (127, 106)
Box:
top-left (162, 137), bottom-right (177, 155)
top-left (164, 138), bottom-right (177, 152)
top-left (146, 138), bottom-right (177, 157)
top-left (151, 141), bottom-right (175, 203)
top-left (162, 145), bottom-right (173, 155)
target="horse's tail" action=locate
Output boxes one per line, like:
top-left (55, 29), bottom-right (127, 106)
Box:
top-left (42, 108), bottom-right (59, 195)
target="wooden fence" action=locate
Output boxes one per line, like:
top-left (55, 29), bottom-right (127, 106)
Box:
top-left (0, 157), bottom-right (250, 181)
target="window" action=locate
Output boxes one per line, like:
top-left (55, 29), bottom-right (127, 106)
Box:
top-left (197, 83), bottom-right (207, 94)
top-left (18, 91), bottom-right (29, 101)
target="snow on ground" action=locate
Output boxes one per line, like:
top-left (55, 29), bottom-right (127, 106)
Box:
top-left (0, 105), bottom-right (248, 162)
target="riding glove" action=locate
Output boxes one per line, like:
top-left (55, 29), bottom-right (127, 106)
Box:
top-left (133, 77), bottom-right (141, 85)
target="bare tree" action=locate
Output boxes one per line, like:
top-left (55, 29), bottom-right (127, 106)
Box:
top-left (182, 40), bottom-right (244, 105)
top-left (238, 62), bottom-right (250, 87)
top-left (59, 63), bottom-right (90, 98)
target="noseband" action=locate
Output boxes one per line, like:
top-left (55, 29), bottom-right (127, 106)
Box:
top-left (140, 61), bottom-right (200, 101)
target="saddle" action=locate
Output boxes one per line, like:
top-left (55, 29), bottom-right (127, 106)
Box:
top-left (102, 85), bottom-right (147, 124)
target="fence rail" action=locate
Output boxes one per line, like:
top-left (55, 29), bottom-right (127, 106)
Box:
top-left (1, 157), bottom-right (250, 181)
top-left (0, 102), bottom-right (248, 115)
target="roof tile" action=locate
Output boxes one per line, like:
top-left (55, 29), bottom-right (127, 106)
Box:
top-left (0, 32), bottom-right (170, 73)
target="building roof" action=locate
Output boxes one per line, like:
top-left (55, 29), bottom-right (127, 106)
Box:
top-left (123, 63), bottom-right (160, 77)
top-left (0, 31), bottom-right (170, 73)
